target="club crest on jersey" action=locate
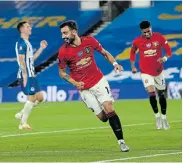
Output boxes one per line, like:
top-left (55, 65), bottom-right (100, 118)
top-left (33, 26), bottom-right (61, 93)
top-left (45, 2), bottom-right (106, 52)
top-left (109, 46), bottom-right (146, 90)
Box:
top-left (19, 46), bottom-right (22, 50)
top-left (146, 43), bottom-right (151, 48)
top-left (77, 51), bottom-right (83, 56)
top-left (153, 41), bottom-right (159, 47)
top-left (85, 47), bottom-right (91, 54)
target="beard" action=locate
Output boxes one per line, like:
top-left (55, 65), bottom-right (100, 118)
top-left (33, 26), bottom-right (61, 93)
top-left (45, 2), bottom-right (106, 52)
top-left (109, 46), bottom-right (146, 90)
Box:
top-left (63, 35), bottom-right (75, 44)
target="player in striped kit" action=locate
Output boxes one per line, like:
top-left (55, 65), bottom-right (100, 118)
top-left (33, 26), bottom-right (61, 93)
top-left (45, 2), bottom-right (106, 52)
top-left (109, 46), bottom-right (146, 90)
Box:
top-left (15, 21), bottom-right (48, 130)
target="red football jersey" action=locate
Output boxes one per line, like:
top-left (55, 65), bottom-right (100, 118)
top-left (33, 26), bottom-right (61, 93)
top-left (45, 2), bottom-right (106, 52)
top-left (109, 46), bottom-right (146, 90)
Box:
top-left (58, 36), bottom-right (103, 89)
top-left (130, 32), bottom-right (172, 76)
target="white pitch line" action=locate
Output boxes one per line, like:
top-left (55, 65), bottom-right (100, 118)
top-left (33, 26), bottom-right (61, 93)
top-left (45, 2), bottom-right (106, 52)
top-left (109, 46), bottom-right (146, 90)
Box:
top-left (0, 120), bottom-right (181, 138)
top-left (0, 149), bottom-right (180, 156)
top-left (93, 152), bottom-right (182, 162)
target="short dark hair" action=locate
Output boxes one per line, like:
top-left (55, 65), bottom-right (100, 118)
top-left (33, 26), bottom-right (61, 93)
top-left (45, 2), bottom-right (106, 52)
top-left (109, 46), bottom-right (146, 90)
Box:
top-left (17, 21), bottom-right (28, 32)
top-left (139, 21), bottom-right (151, 29)
top-left (59, 20), bottom-right (78, 30)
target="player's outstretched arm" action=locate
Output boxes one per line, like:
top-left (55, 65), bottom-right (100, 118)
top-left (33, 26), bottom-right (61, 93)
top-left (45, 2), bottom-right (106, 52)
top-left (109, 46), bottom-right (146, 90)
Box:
top-left (100, 48), bottom-right (123, 72)
top-left (33, 40), bottom-right (48, 61)
top-left (19, 55), bottom-right (27, 87)
top-left (59, 68), bottom-right (84, 90)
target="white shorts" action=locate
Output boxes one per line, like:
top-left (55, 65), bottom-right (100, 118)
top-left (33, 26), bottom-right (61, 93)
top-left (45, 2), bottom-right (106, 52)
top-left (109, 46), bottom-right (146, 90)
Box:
top-left (141, 72), bottom-right (166, 90)
top-left (79, 77), bottom-right (114, 115)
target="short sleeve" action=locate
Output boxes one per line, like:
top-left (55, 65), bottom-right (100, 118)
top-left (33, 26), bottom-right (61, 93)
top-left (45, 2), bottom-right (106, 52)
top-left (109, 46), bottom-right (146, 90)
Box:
top-left (89, 36), bottom-right (103, 52)
top-left (58, 47), bottom-right (67, 69)
top-left (17, 40), bottom-right (27, 55)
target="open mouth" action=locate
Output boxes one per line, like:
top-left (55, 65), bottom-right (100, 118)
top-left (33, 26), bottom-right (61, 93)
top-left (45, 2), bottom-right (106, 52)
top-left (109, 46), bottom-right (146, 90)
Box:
top-left (64, 38), bottom-right (69, 43)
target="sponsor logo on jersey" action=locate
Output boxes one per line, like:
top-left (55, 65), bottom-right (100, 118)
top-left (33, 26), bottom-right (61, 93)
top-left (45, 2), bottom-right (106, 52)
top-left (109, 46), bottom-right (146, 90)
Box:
top-left (144, 49), bottom-right (157, 56)
top-left (76, 57), bottom-right (91, 66)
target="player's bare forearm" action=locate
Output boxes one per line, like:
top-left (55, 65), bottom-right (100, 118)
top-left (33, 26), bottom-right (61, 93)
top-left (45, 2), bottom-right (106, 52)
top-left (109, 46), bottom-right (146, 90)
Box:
top-left (130, 44), bottom-right (138, 66)
top-left (19, 55), bottom-right (27, 80)
top-left (20, 62), bottom-right (28, 87)
top-left (33, 40), bottom-right (48, 60)
top-left (33, 47), bottom-right (44, 61)
top-left (59, 68), bottom-right (77, 86)
top-left (20, 62), bottom-right (27, 79)
top-left (130, 61), bottom-right (136, 68)
top-left (130, 61), bottom-right (137, 73)
top-left (62, 74), bottom-right (77, 86)
top-left (101, 48), bottom-right (116, 65)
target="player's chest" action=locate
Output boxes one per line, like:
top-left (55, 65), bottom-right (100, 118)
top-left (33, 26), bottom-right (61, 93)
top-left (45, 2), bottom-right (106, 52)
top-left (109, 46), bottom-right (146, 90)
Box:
top-left (66, 45), bottom-right (94, 62)
top-left (138, 39), bottom-right (161, 51)
top-left (25, 42), bottom-right (33, 56)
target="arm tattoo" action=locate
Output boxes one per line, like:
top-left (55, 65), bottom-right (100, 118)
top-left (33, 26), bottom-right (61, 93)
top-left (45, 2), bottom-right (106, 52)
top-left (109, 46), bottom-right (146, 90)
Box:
top-left (63, 74), bottom-right (70, 81)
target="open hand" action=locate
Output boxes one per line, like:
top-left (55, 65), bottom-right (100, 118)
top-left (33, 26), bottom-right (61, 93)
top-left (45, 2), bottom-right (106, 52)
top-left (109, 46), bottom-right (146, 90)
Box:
top-left (75, 81), bottom-right (85, 90)
top-left (157, 57), bottom-right (166, 64)
top-left (132, 67), bottom-right (137, 73)
top-left (114, 64), bottom-right (123, 73)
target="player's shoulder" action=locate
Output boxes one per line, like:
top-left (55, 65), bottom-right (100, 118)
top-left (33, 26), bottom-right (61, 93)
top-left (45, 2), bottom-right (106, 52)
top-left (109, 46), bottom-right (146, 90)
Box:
top-left (133, 36), bottom-right (142, 44)
top-left (81, 36), bottom-right (96, 41)
top-left (153, 32), bottom-right (166, 41)
top-left (153, 32), bottom-right (163, 37)
top-left (17, 38), bottom-right (26, 45)
top-left (58, 44), bottom-right (68, 56)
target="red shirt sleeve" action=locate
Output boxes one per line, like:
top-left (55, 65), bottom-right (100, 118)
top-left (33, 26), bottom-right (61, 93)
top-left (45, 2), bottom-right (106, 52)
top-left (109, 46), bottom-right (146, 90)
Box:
top-left (159, 34), bottom-right (172, 57)
top-left (89, 36), bottom-right (103, 52)
top-left (130, 40), bottom-right (138, 62)
top-left (58, 47), bottom-right (67, 69)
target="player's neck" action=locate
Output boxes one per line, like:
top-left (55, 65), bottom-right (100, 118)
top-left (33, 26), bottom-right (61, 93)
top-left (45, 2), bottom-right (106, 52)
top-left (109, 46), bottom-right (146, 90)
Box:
top-left (21, 34), bottom-right (29, 40)
top-left (70, 36), bottom-right (81, 47)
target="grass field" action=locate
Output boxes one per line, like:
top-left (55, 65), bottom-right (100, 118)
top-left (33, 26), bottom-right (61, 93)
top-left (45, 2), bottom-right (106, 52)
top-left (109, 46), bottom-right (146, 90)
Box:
top-left (0, 100), bottom-right (181, 162)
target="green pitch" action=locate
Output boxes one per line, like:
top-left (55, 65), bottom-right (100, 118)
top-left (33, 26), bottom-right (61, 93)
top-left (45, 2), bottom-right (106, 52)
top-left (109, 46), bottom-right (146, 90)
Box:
top-left (0, 100), bottom-right (181, 162)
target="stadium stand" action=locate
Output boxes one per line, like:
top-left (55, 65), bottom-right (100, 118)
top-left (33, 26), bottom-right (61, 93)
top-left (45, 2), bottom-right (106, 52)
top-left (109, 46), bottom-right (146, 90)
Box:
top-left (0, 1), bottom-right (102, 87)
top-left (37, 1), bottom-right (182, 85)
top-left (0, 1), bottom-right (182, 102)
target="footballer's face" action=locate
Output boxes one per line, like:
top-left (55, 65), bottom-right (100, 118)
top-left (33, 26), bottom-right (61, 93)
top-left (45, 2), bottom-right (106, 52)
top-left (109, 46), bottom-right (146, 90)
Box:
top-left (142, 27), bottom-right (152, 39)
top-left (21, 23), bottom-right (32, 36)
top-left (61, 26), bottom-right (76, 44)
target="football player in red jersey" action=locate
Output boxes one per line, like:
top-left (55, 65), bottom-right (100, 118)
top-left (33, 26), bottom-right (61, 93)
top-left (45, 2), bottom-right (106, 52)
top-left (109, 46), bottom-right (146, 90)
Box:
top-left (130, 21), bottom-right (172, 130)
top-left (58, 20), bottom-right (129, 152)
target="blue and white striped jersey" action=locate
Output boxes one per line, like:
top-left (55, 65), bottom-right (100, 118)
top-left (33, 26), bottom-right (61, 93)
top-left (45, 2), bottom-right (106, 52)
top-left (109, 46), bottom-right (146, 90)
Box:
top-left (15, 38), bottom-right (35, 78)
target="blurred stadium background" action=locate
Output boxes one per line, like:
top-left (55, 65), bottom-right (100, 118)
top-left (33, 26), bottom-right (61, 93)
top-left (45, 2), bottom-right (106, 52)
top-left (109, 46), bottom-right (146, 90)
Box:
top-left (0, 0), bottom-right (181, 102)
top-left (0, 1), bottom-right (182, 162)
